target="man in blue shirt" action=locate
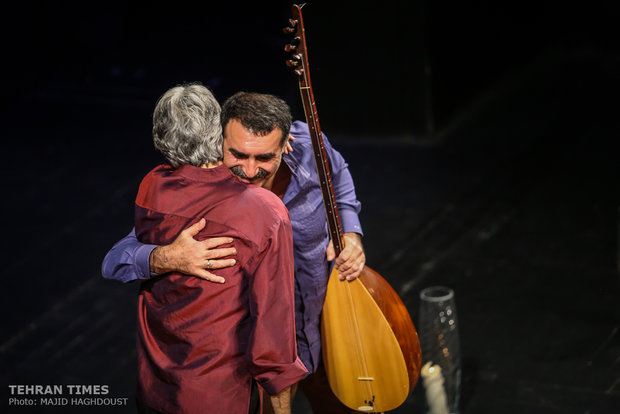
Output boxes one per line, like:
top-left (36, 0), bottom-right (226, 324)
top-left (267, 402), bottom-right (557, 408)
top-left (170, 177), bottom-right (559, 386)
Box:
top-left (102, 92), bottom-right (365, 405)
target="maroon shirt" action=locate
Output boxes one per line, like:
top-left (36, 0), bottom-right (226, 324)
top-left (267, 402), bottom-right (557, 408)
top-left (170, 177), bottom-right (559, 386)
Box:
top-left (134, 164), bottom-right (307, 414)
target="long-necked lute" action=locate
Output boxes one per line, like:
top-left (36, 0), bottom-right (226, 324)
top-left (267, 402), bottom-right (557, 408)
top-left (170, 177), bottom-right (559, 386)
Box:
top-left (283, 5), bottom-right (422, 412)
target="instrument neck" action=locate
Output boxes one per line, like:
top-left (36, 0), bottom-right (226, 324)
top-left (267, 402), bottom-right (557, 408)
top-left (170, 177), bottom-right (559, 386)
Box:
top-left (297, 77), bottom-right (344, 257)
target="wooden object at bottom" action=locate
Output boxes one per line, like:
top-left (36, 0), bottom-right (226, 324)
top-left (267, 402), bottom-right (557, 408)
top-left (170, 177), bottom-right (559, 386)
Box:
top-left (321, 267), bottom-right (410, 412)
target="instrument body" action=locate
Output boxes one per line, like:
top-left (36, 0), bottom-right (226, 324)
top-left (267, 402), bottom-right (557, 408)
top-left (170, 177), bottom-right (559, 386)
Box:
top-left (284, 5), bottom-right (422, 412)
top-left (322, 266), bottom-right (410, 412)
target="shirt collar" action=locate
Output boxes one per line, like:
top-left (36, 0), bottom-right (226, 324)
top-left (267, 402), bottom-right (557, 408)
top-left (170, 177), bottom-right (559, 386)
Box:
top-left (172, 163), bottom-right (234, 183)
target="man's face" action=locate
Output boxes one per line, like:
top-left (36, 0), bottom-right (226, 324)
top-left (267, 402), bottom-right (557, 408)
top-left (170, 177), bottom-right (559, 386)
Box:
top-left (222, 119), bottom-right (284, 190)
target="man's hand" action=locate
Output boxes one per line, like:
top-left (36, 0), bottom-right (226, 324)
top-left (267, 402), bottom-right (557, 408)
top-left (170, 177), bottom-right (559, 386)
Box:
top-left (149, 218), bottom-right (236, 283)
top-left (326, 232), bottom-right (366, 281)
top-left (269, 385), bottom-right (293, 414)
top-left (282, 135), bottom-right (295, 155)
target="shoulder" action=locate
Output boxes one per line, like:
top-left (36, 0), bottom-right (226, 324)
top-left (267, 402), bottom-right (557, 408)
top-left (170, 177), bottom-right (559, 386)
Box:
top-left (238, 185), bottom-right (290, 225)
top-left (289, 120), bottom-right (334, 150)
top-left (136, 164), bottom-right (173, 202)
top-left (139, 164), bottom-right (176, 186)
top-left (290, 120), bottom-right (311, 139)
top-left (285, 121), bottom-right (341, 170)
top-left (284, 121), bottom-right (314, 166)
top-left (140, 164), bottom-right (173, 181)
top-left (231, 185), bottom-right (291, 254)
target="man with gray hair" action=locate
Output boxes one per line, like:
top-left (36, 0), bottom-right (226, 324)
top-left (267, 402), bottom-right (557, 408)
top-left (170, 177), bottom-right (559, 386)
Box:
top-left (104, 89), bottom-right (365, 412)
top-left (131, 83), bottom-right (307, 414)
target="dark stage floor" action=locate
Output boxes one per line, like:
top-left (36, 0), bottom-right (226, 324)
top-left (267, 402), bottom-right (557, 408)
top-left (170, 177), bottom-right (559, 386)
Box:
top-left (1, 48), bottom-right (618, 414)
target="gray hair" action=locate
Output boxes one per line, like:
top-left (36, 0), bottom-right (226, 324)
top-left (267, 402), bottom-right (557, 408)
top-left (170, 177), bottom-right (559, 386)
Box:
top-left (152, 83), bottom-right (222, 167)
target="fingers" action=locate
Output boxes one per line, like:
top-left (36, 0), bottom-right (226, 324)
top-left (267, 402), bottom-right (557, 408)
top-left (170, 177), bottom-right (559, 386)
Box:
top-left (194, 270), bottom-right (226, 284)
top-left (334, 248), bottom-right (350, 268)
top-left (205, 258), bottom-right (237, 269)
top-left (191, 257), bottom-right (236, 284)
top-left (202, 237), bottom-right (235, 249)
top-left (325, 240), bottom-right (336, 262)
top-left (283, 135), bottom-right (295, 155)
top-left (183, 217), bottom-right (206, 237)
top-left (336, 233), bottom-right (365, 281)
top-left (160, 220), bottom-right (239, 282)
top-left (203, 247), bottom-right (236, 260)
top-left (338, 259), bottom-right (365, 280)
top-left (283, 142), bottom-right (294, 155)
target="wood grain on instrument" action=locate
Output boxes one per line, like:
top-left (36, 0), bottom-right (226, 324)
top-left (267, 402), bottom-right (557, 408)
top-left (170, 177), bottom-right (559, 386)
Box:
top-left (322, 267), bottom-right (411, 412)
top-left (358, 266), bottom-right (423, 392)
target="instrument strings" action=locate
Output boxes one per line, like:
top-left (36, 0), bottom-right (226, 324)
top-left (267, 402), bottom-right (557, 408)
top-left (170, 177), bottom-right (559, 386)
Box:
top-left (298, 84), bottom-right (375, 403)
top-left (345, 281), bottom-right (374, 400)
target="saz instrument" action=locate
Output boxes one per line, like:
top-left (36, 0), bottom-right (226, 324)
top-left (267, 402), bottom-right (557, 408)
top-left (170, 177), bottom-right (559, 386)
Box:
top-left (283, 5), bottom-right (422, 413)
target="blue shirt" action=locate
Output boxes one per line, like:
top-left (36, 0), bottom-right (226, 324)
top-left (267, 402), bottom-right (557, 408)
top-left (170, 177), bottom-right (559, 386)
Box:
top-left (101, 121), bottom-right (363, 373)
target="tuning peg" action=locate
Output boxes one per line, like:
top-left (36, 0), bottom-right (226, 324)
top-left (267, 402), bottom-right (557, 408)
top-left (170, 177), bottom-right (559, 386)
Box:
top-left (291, 36), bottom-right (301, 45)
top-left (294, 68), bottom-right (304, 77)
top-left (283, 19), bottom-right (298, 34)
top-left (284, 44), bottom-right (297, 52)
top-left (286, 60), bottom-right (299, 68)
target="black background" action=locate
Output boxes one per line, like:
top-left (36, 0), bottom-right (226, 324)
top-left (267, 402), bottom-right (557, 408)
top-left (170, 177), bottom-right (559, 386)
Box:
top-left (1, 1), bottom-right (618, 413)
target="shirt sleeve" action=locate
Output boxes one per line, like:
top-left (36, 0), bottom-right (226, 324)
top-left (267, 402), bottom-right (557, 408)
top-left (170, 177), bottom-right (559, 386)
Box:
top-left (101, 228), bottom-right (157, 283)
top-left (246, 211), bottom-right (308, 395)
top-left (323, 134), bottom-right (364, 236)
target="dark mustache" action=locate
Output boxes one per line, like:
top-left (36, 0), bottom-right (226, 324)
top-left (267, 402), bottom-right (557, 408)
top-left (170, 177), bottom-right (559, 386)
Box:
top-left (230, 166), bottom-right (269, 181)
